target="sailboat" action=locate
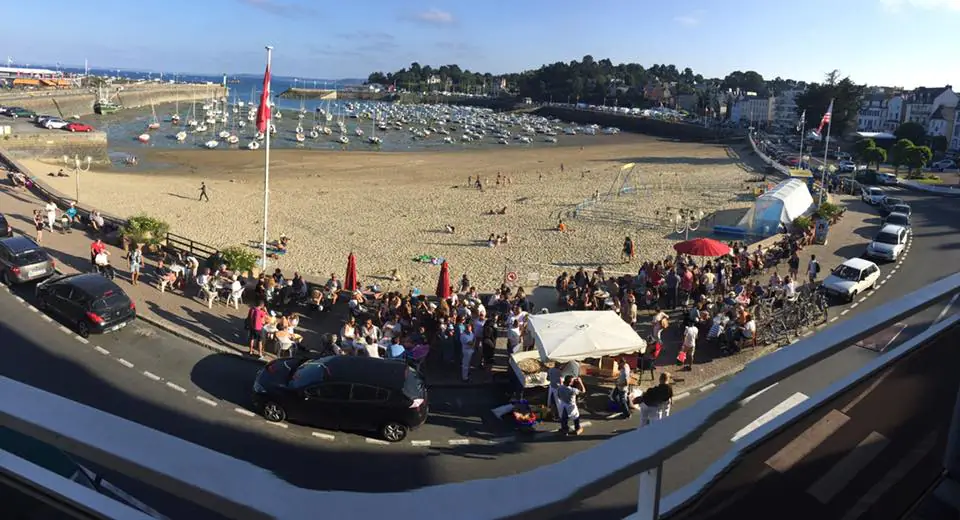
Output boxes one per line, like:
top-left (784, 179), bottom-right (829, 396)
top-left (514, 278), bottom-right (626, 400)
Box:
top-left (295, 121), bottom-right (306, 143)
top-left (175, 130), bottom-right (188, 142)
top-left (147, 104), bottom-right (161, 130)
top-left (367, 112), bottom-right (382, 145)
top-left (297, 97), bottom-right (306, 120)
top-left (170, 87), bottom-right (181, 124)
top-left (204, 119), bottom-right (219, 149)
top-left (187, 100), bottom-right (198, 128)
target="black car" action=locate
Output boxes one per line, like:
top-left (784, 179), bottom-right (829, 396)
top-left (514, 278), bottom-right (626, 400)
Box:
top-left (36, 273), bottom-right (136, 337)
top-left (252, 356), bottom-right (429, 442)
top-left (0, 235), bottom-right (56, 284)
top-left (0, 214), bottom-right (11, 237)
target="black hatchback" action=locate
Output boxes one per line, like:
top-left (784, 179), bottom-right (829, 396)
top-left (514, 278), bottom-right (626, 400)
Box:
top-left (252, 356), bottom-right (429, 442)
top-left (36, 273), bottom-right (136, 337)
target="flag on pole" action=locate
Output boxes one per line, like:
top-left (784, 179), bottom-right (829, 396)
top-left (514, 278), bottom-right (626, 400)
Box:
top-left (816, 100), bottom-right (833, 135)
top-left (796, 110), bottom-right (806, 132)
top-left (255, 62), bottom-right (271, 134)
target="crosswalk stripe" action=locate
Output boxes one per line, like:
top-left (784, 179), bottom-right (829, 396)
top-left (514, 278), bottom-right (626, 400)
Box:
top-left (766, 409), bottom-right (849, 473)
top-left (732, 392), bottom-right (808, 443)
top-left (807, 431), bottom-right (889, 504)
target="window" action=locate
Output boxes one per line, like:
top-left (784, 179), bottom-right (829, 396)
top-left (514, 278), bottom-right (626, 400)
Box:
top-left (306, 383), bottom-right (351, 401)
top-left (53, 286), bottom-right (73, 300)
top-left (351, 384), bottom-right (388, 402)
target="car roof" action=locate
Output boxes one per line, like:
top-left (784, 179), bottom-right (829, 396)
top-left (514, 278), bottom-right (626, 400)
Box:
top-left (886, 212), bottom-right (910, 220)
top-left (320, 356), bottom-right (408, 388)
top-left (0, 235), bottom-right (43, 254)
top-left (841, 257), bottom-right (877, 271)
top-left (868, 187), bottom-right (884, 192)
top-left (55, 273), bottom-right (125, 296)
top-left (879, 224), bottom-right (906, 235)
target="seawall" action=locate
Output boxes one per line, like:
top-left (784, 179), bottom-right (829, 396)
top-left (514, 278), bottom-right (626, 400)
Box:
top-left (3, 84), bottom-right (228, 118)
top-left (533, 106), bottom-right (738, 142)
top-left (0, 128), bottom-right (109, 164)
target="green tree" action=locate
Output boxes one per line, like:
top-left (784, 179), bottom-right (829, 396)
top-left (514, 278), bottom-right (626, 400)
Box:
top-left (794, 75), bottom-right (866, 137)
top-left (890, 139), bottom-right (915, 174)
top-left (863, 146), bottom-right (887, 170)
top-left (905, 145), bottom-right (933, 177)
top-left (894, 122), bottom-right (926, 145)
top-left (853, 138), bottom-right (876, 165)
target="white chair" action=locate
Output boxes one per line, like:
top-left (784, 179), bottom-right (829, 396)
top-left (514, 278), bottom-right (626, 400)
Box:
top-left (276, 336), bottom-right (295, 358)
top-left (201, 287), bottom-right (218, 309)
top-left (227, 287), bottom-right (244, 309)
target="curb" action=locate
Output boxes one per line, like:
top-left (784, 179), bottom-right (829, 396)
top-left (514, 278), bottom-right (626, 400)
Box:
top-left (133, 313), bottom-right (260, 362)
top-left (896, 181), bottom-right (960, 198)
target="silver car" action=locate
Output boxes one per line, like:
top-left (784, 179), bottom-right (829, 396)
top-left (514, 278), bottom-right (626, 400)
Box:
top-left (0, 235), bottom-right (56, 285)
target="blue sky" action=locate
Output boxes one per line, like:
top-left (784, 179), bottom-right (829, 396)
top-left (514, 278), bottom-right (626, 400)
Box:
top-left (3, 0), bottom-right (957, 88)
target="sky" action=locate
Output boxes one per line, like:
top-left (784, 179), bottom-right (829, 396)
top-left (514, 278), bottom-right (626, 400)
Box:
top-left (3, 0), bottom-right (959, 88)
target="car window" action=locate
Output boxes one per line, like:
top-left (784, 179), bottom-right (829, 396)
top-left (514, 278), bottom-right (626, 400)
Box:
top-left (306, 383), bottom-right (351, 401)
top-left (54, 286), bottom-right (73, 299)
top-left (91, 292), bottom-right (128, 311)
top-left (14, 250), bottom-right (47, 265)
top-left (351, 384), bottom-right (389, 402)
top-left (874, 232), bottom-right (899, 245)
top-left (833, 265), bottom-right (861, 281)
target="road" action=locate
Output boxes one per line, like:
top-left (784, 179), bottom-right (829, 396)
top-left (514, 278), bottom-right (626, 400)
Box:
top-left (0, 188), bottom-right (956, 518)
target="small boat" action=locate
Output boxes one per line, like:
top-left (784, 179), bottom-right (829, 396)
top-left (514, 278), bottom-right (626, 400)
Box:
top-left (354, 126), bottom-right (364, 137)
top-left (442, 136), bottom-right (454, 144)
top-left (171, 114), bottom-right (181, 125)
top-left (274, 109), bottom-right (283, 120)
top-left (309, 130), bottom-right (319, 139)
top-left (368, 136), bottom-right (382, 145)
top-left (227, 135), bottom-right (240, 145)
top-left (218, 130), bottom-right (230, 139)
top-left (237, 120), bottom-right (246, 129)
top-left (195, 124), bottom-right (208, 132)
top-left (338, 135), bottom-right (349, 145)
top-left (204, 139), bottom-right (219, 149)
top-left (295, 132), bottom-right (306, 142)
top-left (175, 131), bottom-right (187, 142)
top-left (138, 133), bottom-right (150, 143)
top-left (545, 137), bottom-right (558, 143)
top-left (247, 141), bottom-right (260, 150)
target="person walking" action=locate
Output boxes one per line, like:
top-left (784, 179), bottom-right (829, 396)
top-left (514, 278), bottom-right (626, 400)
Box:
top-left (246, 301), bottom-right (267, 359)
top-left (33, 210), bottom-right (44, 244)
top-left (807, 254), bottom-right (821, 285)
top-left (612, 357), bottom-right (632, 419)
top-left (128, 243), bottom-right (143, 286)
top-left (459, 322), bottom-right (476, 382)
top-left (622, 236), bottom-right (635, 262)
top-left (681, 321), bottom-right (698, 371)
top-left (788, 251), bottom-right (800, 280)
top-left (557, 375), bottom-right (586, 436)
top-left (198, 182), bottom-right (209, 202)
top-left (44, 201), bottom-right (57, 231)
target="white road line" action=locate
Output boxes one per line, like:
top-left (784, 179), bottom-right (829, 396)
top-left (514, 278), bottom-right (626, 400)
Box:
top-left (841, 309), bottom-right (850, 315)
top-left (14, 296), bottom-right (24, 303)
top-left (891, 268), bottom-right (898, 274)
top-left (488, 436), bottom-right (516, 445)
top-left (365, 438), bottom-right (389, 445)
top-left (266, 421), bottom-right (288, 429)
top-left (858, 297), bottom-right (867, 303)
top-left (312, 432), bottom-right (336, 441)
top-left (58, 325), bottom-right (71, 334)
top-left (75, 335), bottom-right (89, 344)
top-left (165, 382), bottom-right (187, 393)
top-left (142, 371), bottom-right (161, 381)
top-left (580, 421), bottom-right (593, 428)
top-left (878, 281), bottom-right (885, 286)
top-left (234, 407), bottom-right (256, 417)
top-left (448, 438), bottom-right (470, 446)
top-left (731, 392), bottom-right (809, 443)
top-left (411, 440), bottom-right (431, 447)
top-left (117, 358), bottom-right (134, 368)
top-left (829, 317), bottom-right (838, 323)
top-left (884, 275), bottom-right (892, 281)
top-left (700, 383), bottom-right (716, 392)
top-left (934, 293), bottom-right (960, 326)
top-left (851, 303), bottom-right (859, 309)
top-left (674, 392), bottom-right (691, 401)
top-left (28, 305), bottom-right (38, 312)
top-left (41, 315), bottom-right (52, 322)
top-left (93, 346), bottom-right (109, 355)
top-left (195, 396), bottom-right (218, 407)
top-left (740, 382), bottom-right (779, 406)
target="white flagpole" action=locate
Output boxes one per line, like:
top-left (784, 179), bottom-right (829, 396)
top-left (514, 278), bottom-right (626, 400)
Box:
top-left (819, 100), bottom-right (833, 206)
top-left (261, 45), bottom-right (273, 274)
top-left (797, 111), bottom-right (805, 171)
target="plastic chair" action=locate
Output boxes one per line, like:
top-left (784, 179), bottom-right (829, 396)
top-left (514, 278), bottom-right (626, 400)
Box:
top-left (227, 287), bottom-right (244, 309)
top-left (276, 336), bottom-right (295, 358)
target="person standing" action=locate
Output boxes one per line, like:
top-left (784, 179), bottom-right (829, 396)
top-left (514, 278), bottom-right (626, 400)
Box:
top-left (480, 318), bottom-right (497, 368)
top-left (128, 243), bottom-right (143, 286)
top-left (90, 239), bottom-right (106, 267)
top-left (612, 357), bottom-right (632, 419)
top-left (459, 322), bottom-right (476, 382)
top-left (198, 182), bottom-right (209, 202)
top-left (622, 236), bottom-right (635, 262)
top-left (639, 373), bottom-right (674, 426)
top-left (807, 254), bottom-right (821, 285)
top-left (788, 251), bottom-right (800, 280)
top-left (681, 321), bottom-right (698, 371)
top-left (557, 375), bottom-right (586, 436)
top-left (33, 210), bottom-right (44, 244)
top-left (44, 201), bottom-right (57, 231)
top-left (246, 301), bottom-right (267, 359)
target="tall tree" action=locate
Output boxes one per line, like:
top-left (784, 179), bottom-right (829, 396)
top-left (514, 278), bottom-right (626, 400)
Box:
top-left (894, 122), bottom-right (926, 145)
top-left (890, 139), bottom-right (915, 174)
top-left (794, 75), bottom-right (865, 137)
top-left (864, 146), bottom-right (887, 170)
top-left (905, 145), bottom-right (933, 177)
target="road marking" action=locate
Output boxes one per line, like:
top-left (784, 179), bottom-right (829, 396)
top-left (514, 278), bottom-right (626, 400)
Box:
top-left (448, 438), bottom-right (471, 446)
top-left (841, 309), bottom-right (850, 315)
top-left (410, 440), bottom-right (431, 447)
top-left (858, 297), bottom-right (867, 303)
top-left (839, 432), bottom-right (938, 520)
top-left (365, 438), bottom-right (389, 445)
top-left (28, 305), bottom-right (38, 312)
top-left (75, 335), bottom-right (89, 344)
top-left (234, 407), bottom-right (256, 417)
top-left (842, 367), bottom-right (897, 414)
top-left (142, 371), bottom-right (161, 381)
top-left (766, 409), bottom-right (850, 473)
top-left (878, 281), bottom-right (885, 286)
top-left (731, 392), bottom-right (809, 443)
top-left (851, 303), bottom-right (859, 309)
top-left (488, 436), bottom-right (516, 445)
top-left (58, 325), bottom-right (71, 334)
top-left (740, 382), bottom-right (778, 406)
top-left (829, 317), bottom-right (838, 323)
top-left (674, 392), bottom-right (690, 401)
top-left (41, 315), bottom-right (52, 322)
top-left (808, 431), bottom-right (889, 504)
top-left (312, 432), bottom-right (336, 441)
top-left (934, 293), bottom-right (959, 325)
top-left (117, 358), bottom-right (134, 368)
top-left (195, 396), bottom-right (218, 407)
top-left (165, 382), bottom-right (187, 393)
top-left (884, 275), bottom-right (892, 281)
top-left (700, 383), bottom-right (716, 392)
top-left (265, 421), bottom-right (288, 429)
top-left (14, 296), bottom-right (24, 303)
top-left (891, 268), bottom-right (898, 274)
top-left (93, 346), bottom-right (109, 355)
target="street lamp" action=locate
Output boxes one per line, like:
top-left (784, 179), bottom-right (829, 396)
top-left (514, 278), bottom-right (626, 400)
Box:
top-left (661, 207), bottom-right (704, 240)
top-left (62, 154), bottom-right (92, 203)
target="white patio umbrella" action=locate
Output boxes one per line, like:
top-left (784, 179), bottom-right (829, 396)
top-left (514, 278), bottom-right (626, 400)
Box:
top-left (530, 310), bottom-right (646, 363)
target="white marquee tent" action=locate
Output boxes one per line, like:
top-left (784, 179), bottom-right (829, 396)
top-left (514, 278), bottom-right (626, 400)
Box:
top-left (738, 178), bottom-right (814, 237)
top-left (529, 311), bottom-right (647, 363)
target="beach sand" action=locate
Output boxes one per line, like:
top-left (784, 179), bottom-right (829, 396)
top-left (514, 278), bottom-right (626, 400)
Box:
top-left (23, 134), bottom-right (757, 291)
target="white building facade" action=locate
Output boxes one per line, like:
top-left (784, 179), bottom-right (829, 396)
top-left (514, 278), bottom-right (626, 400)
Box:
top-left (857, 94), bottom-right (887, 131)
top-left (903, 86), bottom-right (958, 127)
top-left (731, 95), bottom-right (774, 127)
top-left (884, 95), bottom-right (904, 132)
top-left (772, 89), bottom-right (802, 128)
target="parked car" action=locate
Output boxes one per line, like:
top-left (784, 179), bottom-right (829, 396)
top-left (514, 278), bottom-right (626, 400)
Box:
top-left (34, 115), bottom-right (58, 124)
top-left (64, 122), bottom-right (94, 133)
top-left (865, 224), bottom-right (909, 262)
top-left (0, 235), bottom-right (56, 285)
top-left (883, 212), bottom-right (911, 229)
top-left (0, 106), bottom-right (11, 116)
top-left (932, 159), bottom-right (957, 172)
top-left (0, 214), bottom-right (12, 237)
top-left (252, 355), bottom-right (429, 442)
top-left (821, 258), bottom-right (881, 302)
top-left (880, 197), bottom-right (905, 213)
top-left (861, 186), bottom-right (886, 205)
top-left (6, 107), bottom-right (36, 119)
top-left (837, 152), bottom-right (852, 161)
top-left (35, 273), bottom-right (136, 337)
top-left (887, 203), bottom-right (912, 217)
top-left (876, 173), bottom-right (898, 185)
top-left (42, 118), bottom-right (70, 130)
top-left (837, 160), bottom-right (856, 173)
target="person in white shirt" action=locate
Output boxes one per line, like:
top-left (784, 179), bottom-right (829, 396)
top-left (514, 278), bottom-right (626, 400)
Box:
top-left (459, 323), bottom-right (476, 382)
top-left (94, 251), bottom-right (115, 279)
top-left (44, 202), bottom-right (57, 231)
top-left (613, 357), bottom-right (633, 418)
top-left (652, 307), bottom-right (669, 344)
top-left (739, 315), bottom-right (756, 349)
top-left (340, 317), bottom-right (357, 354)
top-left (506, 316), bottom-right (522, 355)
top-left (807, 254), bottom-right (820, 284)
top-left (681, 323), bottom-right (698, 371)
top-left (783, 276), bottom-right (797, 300)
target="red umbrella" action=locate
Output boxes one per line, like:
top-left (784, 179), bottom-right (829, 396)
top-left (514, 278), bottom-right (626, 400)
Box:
top-left (344, 252), bottom-right (358, 292)
top-left (673, 237), bottom-right (731, 257)
top-left (436, 261), bottom-right (451, 300)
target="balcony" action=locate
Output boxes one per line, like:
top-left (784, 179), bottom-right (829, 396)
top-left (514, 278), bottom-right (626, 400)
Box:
top-left (2, 273), bottom-right (959, 519)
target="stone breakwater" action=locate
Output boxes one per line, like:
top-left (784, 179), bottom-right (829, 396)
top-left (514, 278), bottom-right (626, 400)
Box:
top-left (4, 84), bottom-right (228, 118)
top-left (1, 130), bottom-right (108, 163)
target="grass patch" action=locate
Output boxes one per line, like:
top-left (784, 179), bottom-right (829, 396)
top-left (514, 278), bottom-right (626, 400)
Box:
top-left (917, 178), bottom-right (945, 185)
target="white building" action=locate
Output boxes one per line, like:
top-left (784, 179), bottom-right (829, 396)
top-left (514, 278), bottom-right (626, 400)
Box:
top-left (731, 95), bottom-right (774, 127)
top-left (952, 103), bottom-right (960, 151)
top-left (772, 89), bottom-right (803, 128)
top-left (903, 86), bottom-right (958, 127)
top-left (857, 93), bottom-right (887, 131)
top-left (929, 105), bottom-right (951, 137)
top-left (884, 95), bottom-right (904, 132)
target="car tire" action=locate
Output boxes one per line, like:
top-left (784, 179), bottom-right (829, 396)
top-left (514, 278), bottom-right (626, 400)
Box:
top-left (70, 128), bottom-right (76, 132)
top-left (848, 290), bottom-right (858, 303)
top-left (262, 402), bottom-right (286, 422)
top-left (872, 279), bottom-right (879, 290)
top-left (381, 421), bottom-right (408, 442)
top-left (1, 270), bottom-right (12, 286)
top-left (35, 294), bottom-right (47, 310)
top-left (76, 320), bottom-right (90, 338)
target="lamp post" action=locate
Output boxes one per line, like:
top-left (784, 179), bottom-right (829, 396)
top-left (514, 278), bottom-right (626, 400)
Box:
top-left (62, 154), bottom-right (92, 203)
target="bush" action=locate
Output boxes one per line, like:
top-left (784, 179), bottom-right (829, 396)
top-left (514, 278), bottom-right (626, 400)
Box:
top-left (814, 201), bottom-right (842, 220)
top-left (121, 214), bottom-right (170, 247)
top-left (220, 246), bottom-right (258, 275)
top-left (793, 216), bottom-right (813, 231)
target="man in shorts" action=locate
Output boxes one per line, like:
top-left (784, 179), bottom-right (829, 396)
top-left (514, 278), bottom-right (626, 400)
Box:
top-left (247, 301), bottom-right (267, 358)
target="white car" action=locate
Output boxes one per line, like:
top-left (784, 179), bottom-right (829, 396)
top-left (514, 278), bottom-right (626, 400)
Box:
top-left (865, 224), bottom-right (909, 261)
top-left (876, 173), bottom-right (898, 185)
top-left (861, 186), bottom-right (886, 205)
top-left (837, 160), bottom-right (856, 173)
top-left (822, 258), bottom-right (881, 302)
top-left (43, 118), bottom-right (70, 130)
top-left (931, 159), bottom-right (956, 171)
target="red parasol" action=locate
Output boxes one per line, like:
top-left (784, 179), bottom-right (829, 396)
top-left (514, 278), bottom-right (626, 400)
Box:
top-left (344, 252), bottom-right (358, 292)
top-left (436, 261), bottom-right (451, 300)
top-left (673, 237), bottom-right (731, 257)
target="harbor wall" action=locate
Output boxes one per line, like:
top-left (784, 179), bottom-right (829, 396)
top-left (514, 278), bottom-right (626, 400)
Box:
top-left (4, 85), bottom-right (227, 118)
top-left (0, 128), bottom-right (108, 163)
top-left (533, 106), bottom-right (738, 142)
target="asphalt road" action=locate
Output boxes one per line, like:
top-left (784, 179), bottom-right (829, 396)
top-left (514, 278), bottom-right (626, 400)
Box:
top-left (0, 188), bottom-right (956, 518)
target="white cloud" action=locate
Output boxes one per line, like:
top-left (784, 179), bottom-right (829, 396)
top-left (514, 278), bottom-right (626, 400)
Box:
top-left (674, 10), bottom-right (705, 26)
top-left (880, 0), bottom-right (960, 12)
top-left (414, 8), bottom-right (455, 24)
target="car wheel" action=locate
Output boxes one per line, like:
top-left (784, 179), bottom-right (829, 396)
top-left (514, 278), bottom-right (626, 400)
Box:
top-left (381, 421), bottom-right (408, 442)
top-left (76, 320), bottom-right (90, 338)
top-left (872, 279), bottom-right (879, 290)
top-left (70, 128), bottom-right (76, 132)
top-left (35, 294), bottom-right (47, 309)
top-left (848, 290), bottom-right (858, 303)
top-left (262, 402), bottom-right (286, 422)
top-left (1, 270), bottom-right (12, 286)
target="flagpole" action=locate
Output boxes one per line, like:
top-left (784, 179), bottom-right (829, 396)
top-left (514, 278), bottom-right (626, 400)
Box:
top-left (797, 111), bottom-right (806, 170)
top-left (262, 45), bottom-right (273, 274)
top-left (819, 100), bottom-right (834, 206)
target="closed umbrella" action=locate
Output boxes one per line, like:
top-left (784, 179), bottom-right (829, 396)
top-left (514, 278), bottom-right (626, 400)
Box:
top-left (344, 252), bottom-right (358, 292)
top-left (672, 237), bottom-right (731, 257)
top-left (436, 261), bottom-right (451, 300)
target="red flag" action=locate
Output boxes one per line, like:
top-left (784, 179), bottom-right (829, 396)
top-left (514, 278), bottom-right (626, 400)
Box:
top-left (255, 63), bottom-right (271, 134)
top-left (816, 99), bottom-right (833, 135)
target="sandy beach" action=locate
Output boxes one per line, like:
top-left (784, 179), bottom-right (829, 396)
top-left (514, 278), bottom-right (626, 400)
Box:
top-left (22, 134), bottom-right (756, 291)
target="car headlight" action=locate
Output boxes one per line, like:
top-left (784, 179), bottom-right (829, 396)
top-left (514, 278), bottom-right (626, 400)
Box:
top-left (253, 380), bottom-right (266, 394)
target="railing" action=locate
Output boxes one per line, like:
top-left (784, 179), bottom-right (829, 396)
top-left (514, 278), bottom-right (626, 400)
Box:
top-left (747, 131), bottom-right (791, 176)
top-left (164, 232), bottom-right (217, 263)
top-left (1, 272), bottom-right (957, 519)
